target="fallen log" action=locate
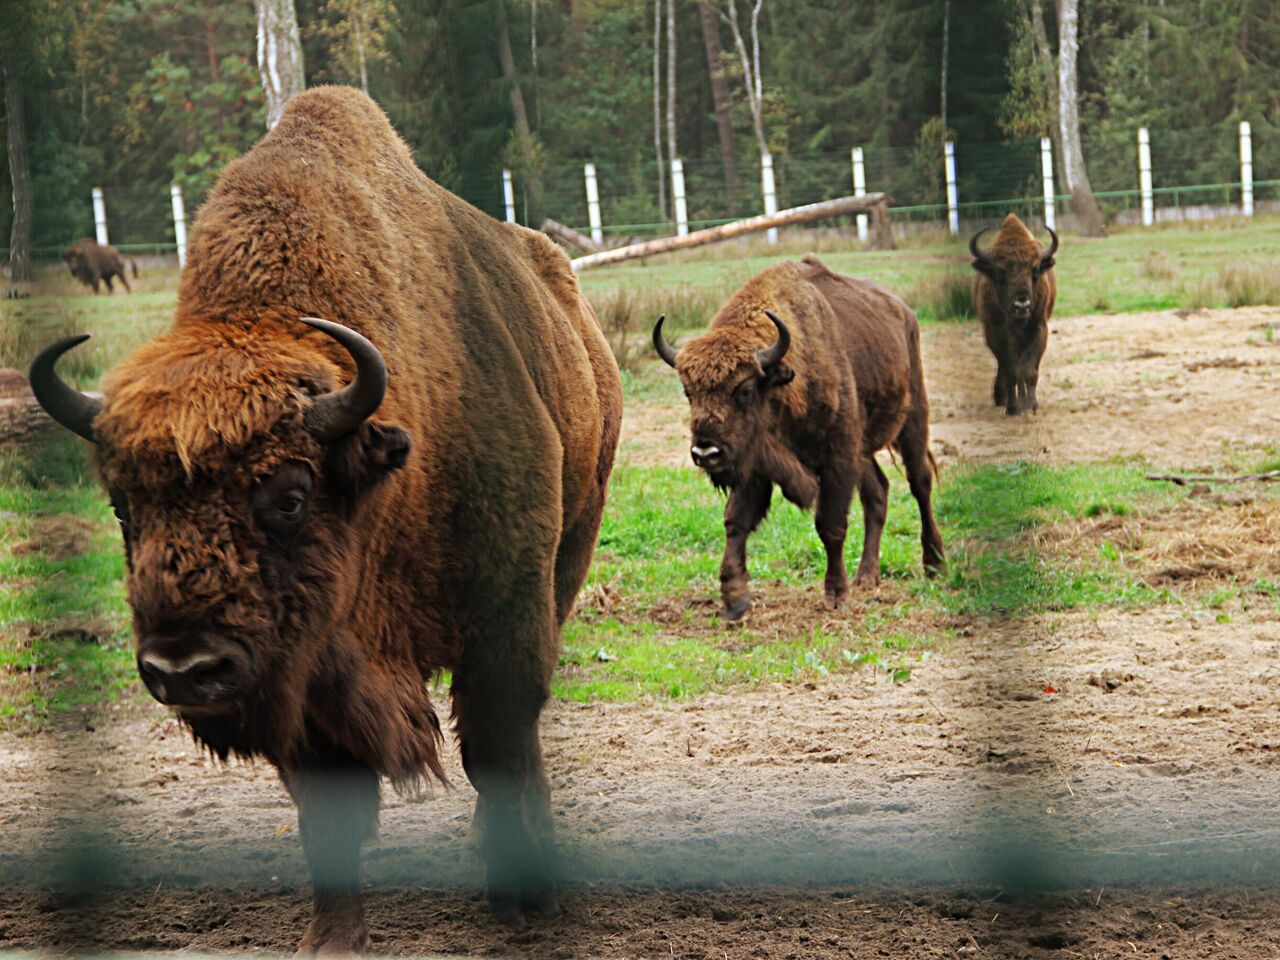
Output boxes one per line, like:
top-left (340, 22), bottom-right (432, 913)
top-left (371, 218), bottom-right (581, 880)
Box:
top-left (541, 218), bottom-right (603, 255)
top-left (0, 369), bottom-right (101, 446)
top-left (1146, 470), bottom-right (1280, 485)
top-left (570, 193), bottom-right (893, 271)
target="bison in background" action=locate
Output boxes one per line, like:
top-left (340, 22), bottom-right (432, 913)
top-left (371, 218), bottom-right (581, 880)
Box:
top-left (31, 87), bottom-right (622, 951)
top-left (654, 255), bottom-right (944, 621)
top-left (63, 238), bottom-right (137, 294)
top-left (968, 213), bottom-right (1058, 415)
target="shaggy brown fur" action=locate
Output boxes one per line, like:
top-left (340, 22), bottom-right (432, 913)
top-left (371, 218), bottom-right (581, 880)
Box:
top-left (68, 88), bottom-right (621, 949)
top-left (969, 213), bottom-right (1058, 415)
top-left (657, 255), bottom-right (943, 619)
top-left (63, 238), bottom-right (137, 294)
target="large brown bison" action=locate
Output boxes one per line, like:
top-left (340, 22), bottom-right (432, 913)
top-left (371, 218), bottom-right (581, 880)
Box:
top-left (31, 87), bottom-right (621, 951)
top-left (63, 238), bottom-right (137, 294)
top-left (968, 213), bottom-right (1058, 415)
top-left (653, 256), bottom-right (944, 620)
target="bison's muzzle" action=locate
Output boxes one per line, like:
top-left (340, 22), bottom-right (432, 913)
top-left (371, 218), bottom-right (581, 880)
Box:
top-left (137, 636), bottom-right (252, 708)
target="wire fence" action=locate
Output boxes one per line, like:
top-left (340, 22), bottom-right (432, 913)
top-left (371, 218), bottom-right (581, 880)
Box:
top-left (7, 120), bottom-right (1278, 265)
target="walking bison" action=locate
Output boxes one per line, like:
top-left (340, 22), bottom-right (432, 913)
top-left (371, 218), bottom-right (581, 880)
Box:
top-left (968, 213), bottom-right (1058, 415)
top-left (653, 256), bottom-right (944, 620)
top-left (31, 87), bottom-right (622, 951)
top-left (63, 238), bottom-right (137, 294)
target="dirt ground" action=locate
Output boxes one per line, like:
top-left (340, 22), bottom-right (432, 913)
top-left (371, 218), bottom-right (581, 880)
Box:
top-left (622, 305), bottom-right (1280, 470)
top-left (4, 306), bottom-right (1280, 958)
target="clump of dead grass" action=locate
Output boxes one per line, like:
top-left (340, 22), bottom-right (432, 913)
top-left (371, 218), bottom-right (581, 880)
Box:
top-left (904, 268), bottom-right (973, 322)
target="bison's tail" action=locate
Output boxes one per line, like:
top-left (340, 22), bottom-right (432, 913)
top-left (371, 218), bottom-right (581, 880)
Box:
top-left (130, 258), bottom-right (139, 278)
top-left (928, 447), bottom-right (942, 489)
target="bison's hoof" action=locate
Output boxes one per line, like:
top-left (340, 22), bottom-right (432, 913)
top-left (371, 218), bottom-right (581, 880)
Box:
top-left (523, 889), bottom-right (562, 922)
top-left (296, 924), bottom-right (370, 956)
top-left (721, 597), bottom-right (751, 622)
top-left (852, 571), bottom-right (880, 589)
top-left (824, 581), bottom-right (849, 610)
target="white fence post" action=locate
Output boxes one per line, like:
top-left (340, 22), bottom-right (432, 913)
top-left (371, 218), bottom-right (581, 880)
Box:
top-left (584, 162), bottom-right (603, 246)
top-left (1138, 127), bottom-right (1154, 226)
top-left (1240, 121), bottom-right (1254, 218)
top-left (502, 169), bottom-right (516, 223)
top-left (1040, 137), bottom-right (1056, 231)
top-left (92, 187), bottom-right (109, 246)
top-left (671, 158), bottom-right (689, 237)
top-left (944, 141), bottom-right (959, 235)
top-left (760, 151), bottom-right (778, 244)
top-left (170, 184), bottom-right (187, 268)
top-left (852, 147), bottom-right (868, 243)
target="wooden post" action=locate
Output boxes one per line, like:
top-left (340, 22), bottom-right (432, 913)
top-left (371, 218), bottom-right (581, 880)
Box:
top-left (502, 169), bottom-right (516, 223)
top-left (170, 184), bottom-right (188, 267)
top-left (944, 141), bottom-right (959, 235)
top-left (584, 162), bottom-right (603, 246)
top-left (92, 187), bottom-right (109, 245)
top-left (1240, 121), bottom-right (1254, 218)
top-left (571, 193), bottom-right (890, 270)
top-left (869, 199), bottom-right (896, 251)
top-left (1138, 127), bottom-right (1153, 226)
top-left (852, 147), bottom-right (868, 243)
top-left (671, 158), bottom-right (689, 237)
top-left (760, 151), bottom-right (778, 244)
top-left (1040, 137), bottom-right (1056, 231)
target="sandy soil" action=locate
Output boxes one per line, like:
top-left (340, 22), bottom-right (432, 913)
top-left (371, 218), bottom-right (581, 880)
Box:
top-left (623, 306), bottom-right (1280, 471)
top-left (4, 306), bottom-right (1280, 958)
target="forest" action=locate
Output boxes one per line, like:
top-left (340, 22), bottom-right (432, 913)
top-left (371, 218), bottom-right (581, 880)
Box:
top-left (2, 0), bottom-right (1279, 258)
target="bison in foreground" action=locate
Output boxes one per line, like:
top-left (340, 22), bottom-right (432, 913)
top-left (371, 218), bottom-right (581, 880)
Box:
top-left (63, 238), bottom-right (137, 294)
top-left (968, 213), bottom-right (1058, 415)
top-left (653, 256), bottom-right (944, 620)
top-left (32, 87), bottom-right (622, 950)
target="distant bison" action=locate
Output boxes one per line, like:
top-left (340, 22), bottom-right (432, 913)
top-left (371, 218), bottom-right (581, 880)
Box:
top-left (32, 88), bottom-right (622, 950)
top-left (968, 213), bottom-right (1058, 415)
top-left (654, 255), bottom-right (944, 620)
top-left (63, 238), bottom-right (137, 294)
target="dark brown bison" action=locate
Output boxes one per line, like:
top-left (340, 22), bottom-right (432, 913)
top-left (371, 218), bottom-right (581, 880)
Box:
top-left (63, 238), bottom-right (137, 294)
top-left (968, 213), bottom-right (1058, 415)
top-left (31, 87), bottom-right (621, 951)
top-left (653, 255), bottom-right (944, 620)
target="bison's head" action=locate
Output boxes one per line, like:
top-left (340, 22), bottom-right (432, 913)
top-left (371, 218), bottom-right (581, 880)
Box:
top-left (29, 319), bottom-right (409, 727)
top-left (969, 223), bottom-right (1058, 322)
top-left (654, 310), bottom-right (793, 489)
top-left (63, 245), bottom-right (85, 278)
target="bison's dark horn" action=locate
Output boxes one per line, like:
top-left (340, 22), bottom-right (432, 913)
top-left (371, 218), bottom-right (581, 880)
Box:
top-left (1042, 226), bottom-right (1059, 262)
top-left (652, 315), bottom-right (679, 368)
top-left (300, 317), bottom-right (389, 442)
top-left (757, 310), bottom-right (791, 368)
top-left (968, 226), bottom-right (993, 263)
top-left (29, 335), bottom-right (101, 443)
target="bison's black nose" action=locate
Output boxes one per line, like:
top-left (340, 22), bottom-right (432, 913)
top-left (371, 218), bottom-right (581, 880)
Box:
top-left (691, 441), bottom-right (724, 469)
top-left (137, 644), bottom-right (246, 708)
top-left (1012, 294), bottom-right (1032, 313)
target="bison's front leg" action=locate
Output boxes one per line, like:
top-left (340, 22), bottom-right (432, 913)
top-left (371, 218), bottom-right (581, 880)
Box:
top-left (719, 473), bottom-right (772, 621)
top-left (280, 758), bottom-right (380, 955)
top-left (1014, 342), bottom-right (1044, 415)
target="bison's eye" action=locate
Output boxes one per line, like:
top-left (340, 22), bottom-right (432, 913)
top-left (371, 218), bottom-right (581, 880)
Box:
top-left (733, 378), bottom-right (757, 407)
top-left (253, 462), bottom-right (314, 536)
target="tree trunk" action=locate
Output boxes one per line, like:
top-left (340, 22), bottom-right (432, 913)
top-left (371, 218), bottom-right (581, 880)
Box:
top-left (940, 0), bottom-right (950, 131)
top-left (1028, 0), bottom-right (1067, 190)
top-left (652, 0), bottom-right (666, 218)
top-left (496, 0), bottom-right (543, 218)
top-left (354, 8), bottom-right (368, 94)
top-left (3, 51), bottom-right (33, 290)
top-left (1057, 0), bottom-right (1106, 236)
top-left (698, 0), bottom-right (737, 192)
top-left (665, 0), bottom-right (677, 185)
top-left (255, 0), bottom-right (306, 129)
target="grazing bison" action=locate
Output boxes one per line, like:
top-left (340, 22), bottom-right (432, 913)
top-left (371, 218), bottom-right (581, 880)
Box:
top-left (63, 238), bottom-right (137, 294)
top-left (653, 255), bottom-right (944, 620)
top-left (968, 213), bottom-right (1058, 415)
top-left (31, 87), bottom-right (621, 951)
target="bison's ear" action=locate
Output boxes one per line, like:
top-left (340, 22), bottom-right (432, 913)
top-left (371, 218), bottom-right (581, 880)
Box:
top-left (764, 363), bottom-right (794, 389)
top-left (326, 421), bottom-right (411, 501)
top-left (971, 258), bottom-right (997, 277)
top-left (1039, 255), bottom-right (1056, 271)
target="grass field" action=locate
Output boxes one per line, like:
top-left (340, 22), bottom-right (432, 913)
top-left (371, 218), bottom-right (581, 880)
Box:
top-left (2, 216), bottom-right (1278, 725)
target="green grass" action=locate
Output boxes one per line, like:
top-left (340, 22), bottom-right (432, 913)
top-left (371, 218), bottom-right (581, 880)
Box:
top-left (0, 458), bottom-right (1202, 720)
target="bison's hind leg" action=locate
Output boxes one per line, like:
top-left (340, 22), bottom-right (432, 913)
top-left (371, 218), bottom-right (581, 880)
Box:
top-left (849, 460), bottom-right (888, 590)
top-left (894, 415), bottom-right (945, 575)
top-left (117, 270), bottom-right (132, 294)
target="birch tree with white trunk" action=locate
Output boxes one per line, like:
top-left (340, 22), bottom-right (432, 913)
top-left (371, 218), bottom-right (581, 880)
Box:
top-left (652, 0), bottom-right (667, 218)
top-left (709, 0), bottom-right (767, 161)
top-left (256, 0), bottom-right (307, 129)
top-left (665, 0), bottom-right (677, 185)
top-left (1056, 0), bottom-right (1107, 236)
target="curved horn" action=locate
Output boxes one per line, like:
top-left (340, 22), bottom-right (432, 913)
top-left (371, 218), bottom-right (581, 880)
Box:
top-left (29, 335), bottom-right (101, 443)
top-left (1042, 226), bottom-right (1059, 263)
top-left (652, 315), bottom-right (679, 368)
top-left (300, 317), bottom-right (388, 442)
top-left (968, 225), bottom-right (993, 263)
top-left (757, 310), bottom-right (791, 368)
